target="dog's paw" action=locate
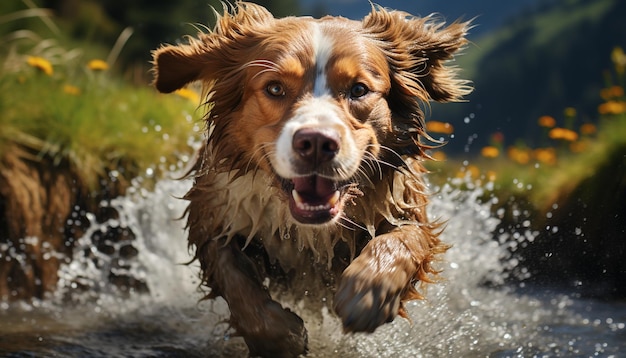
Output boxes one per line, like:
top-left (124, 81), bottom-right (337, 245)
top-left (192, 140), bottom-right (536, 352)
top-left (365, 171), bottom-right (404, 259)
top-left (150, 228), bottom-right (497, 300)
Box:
top-left (243, 300), bottom-right (308, 358)
top-left (333, 258), bottom-right (408, 333)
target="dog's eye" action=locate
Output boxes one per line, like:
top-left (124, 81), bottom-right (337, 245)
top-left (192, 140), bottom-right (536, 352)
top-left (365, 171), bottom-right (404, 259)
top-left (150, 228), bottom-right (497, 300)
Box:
top-left (349, 83), bottom-right (369, 99)
top-left (266, 82), bottom-right (285, 97)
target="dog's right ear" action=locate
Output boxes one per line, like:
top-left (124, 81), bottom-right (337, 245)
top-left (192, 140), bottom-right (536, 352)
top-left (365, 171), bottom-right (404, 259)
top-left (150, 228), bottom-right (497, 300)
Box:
top-left (152, 2), bottom-right (275, 93)
top-left (152, 44), bottom-right (207, 93)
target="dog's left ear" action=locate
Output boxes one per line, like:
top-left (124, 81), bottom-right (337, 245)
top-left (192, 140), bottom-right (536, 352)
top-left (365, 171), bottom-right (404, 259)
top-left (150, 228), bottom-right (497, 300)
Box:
top-left (362, 8), bottom-right (472, 102)
top-left (151, 2), bottom-right (275, 93)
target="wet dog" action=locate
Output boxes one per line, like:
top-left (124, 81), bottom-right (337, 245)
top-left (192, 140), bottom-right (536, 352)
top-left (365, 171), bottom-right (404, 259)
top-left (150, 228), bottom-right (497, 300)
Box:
top-left (152, 2), bottom-right (471, 356)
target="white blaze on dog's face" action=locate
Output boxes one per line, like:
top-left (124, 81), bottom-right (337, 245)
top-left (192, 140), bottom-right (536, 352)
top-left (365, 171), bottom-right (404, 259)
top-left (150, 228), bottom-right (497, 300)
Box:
top-left (244, 22), bottom-right (392, 225)
top-left (153, 4), bottom-right (470, 227)
top-left (264, 23), bottom-right (390, 224)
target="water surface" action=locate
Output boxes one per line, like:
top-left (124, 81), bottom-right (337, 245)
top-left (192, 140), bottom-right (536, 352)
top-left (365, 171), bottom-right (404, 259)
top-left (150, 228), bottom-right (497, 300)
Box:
top-left (1, 178), bottom-right (624, 357)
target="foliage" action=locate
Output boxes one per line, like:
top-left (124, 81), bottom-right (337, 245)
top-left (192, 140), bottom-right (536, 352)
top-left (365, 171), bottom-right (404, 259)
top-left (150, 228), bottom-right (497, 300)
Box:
top-left (427, 46), bottom-right (626, 211)
top-left (0, 6), bottom-right (200, 190)
top-left (31, 0), bottom-right (300, 74)
top-left (437, 0), bottom-right (626, 153)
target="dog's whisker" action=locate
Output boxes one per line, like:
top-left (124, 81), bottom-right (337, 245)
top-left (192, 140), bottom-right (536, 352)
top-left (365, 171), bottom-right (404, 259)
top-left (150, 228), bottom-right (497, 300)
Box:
top-left (370, 144), bottom-right (413, 171)
top-left (335, 218), bottom-right (356, 232)
top-left (251, 68), bottom-right (280, 81)
top-left (240, 60), bottom-right (280, 72)
top-left (369, 144), bottom-right (402, 163)
top-left (354, 165), bottom-right (375, 188)
top-left (240, 60), bottom-right (281, 80)
top-left (362, 151), bottom-right (385, 179)
top-left (338, 214), bottom-right (367, 232)
top-left (241, 59), bottom-right (280, 68)
top-left (359, 152), bottom-right (378, 174)
top-left (245, 143), bottom-right (273, 174)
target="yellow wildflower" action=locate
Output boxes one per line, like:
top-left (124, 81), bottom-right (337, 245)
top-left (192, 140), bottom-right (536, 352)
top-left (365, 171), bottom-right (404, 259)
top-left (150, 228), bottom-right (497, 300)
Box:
top-left (87, 59), bottom-right (109, 71)
top-left (538, 115), bottom-right (556, 128)
top-left (534, 148), bottom-right (557, 166)
top-left (579, 123), bottom-right (596, 136)
top-left (600, 86), bottom-right (624, 100)
top-left (598, 100), bottom-right (626, 115)
top-left (425, 120), bottom-right (454, 135)
top-left (457, 165), bottom-right (480, 179)
top-left (174, 87), bottom-right (201, 104)
top-left (480, 146), bottom-right (499, 158)
top-left (548, 127), bottom-right (578, 142)
top-left (26, 56), bottom-right (53, 76)
top-left (466, 165), bottom-right (480, 179)
top-left (63, 84), bottom-right (81, 96)
top-left (485, 170), bottom-right (497, 182)
top-left (569, 140), bottom-right (588, 154)
top-left (507, 147), bottom-right (531, 165)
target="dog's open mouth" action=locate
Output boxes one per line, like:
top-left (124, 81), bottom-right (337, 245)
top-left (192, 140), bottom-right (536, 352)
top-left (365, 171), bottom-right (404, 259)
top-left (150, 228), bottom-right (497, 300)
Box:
top-left (285, 175), bottom-right (343, 224)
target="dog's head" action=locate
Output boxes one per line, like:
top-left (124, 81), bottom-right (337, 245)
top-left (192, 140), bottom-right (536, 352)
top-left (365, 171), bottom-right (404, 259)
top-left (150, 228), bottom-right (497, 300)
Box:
top-left (153, 2), bottom-right (471, 226)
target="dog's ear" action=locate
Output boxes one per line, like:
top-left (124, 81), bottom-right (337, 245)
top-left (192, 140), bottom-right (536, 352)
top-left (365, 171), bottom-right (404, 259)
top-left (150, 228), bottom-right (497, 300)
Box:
top-left (152, 2), bottom-right (274, 93)
top-left (362, 7), bottom-right (472, 102)
top-left (152, 43), bottom-right (206, 93)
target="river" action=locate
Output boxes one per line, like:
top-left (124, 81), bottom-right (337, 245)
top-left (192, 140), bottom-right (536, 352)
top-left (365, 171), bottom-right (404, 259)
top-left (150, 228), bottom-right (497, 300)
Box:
top-left (1, 175), bottom-right (624, 357)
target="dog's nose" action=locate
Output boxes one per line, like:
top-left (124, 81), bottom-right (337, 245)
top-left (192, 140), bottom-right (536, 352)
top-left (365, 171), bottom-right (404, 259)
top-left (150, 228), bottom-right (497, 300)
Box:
top-left (292, 128), bottom-right (340, 165)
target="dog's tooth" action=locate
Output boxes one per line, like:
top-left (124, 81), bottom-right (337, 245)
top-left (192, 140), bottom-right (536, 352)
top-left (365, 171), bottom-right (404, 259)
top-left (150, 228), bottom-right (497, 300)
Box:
top-left (328, 191), bottom-right (340, 206)
top-left (292, 189), bottom-right (304, 205)
top-left (292, 190), bottom-right (312, 211)
top-left (293, 189), bottom-right (337, 212)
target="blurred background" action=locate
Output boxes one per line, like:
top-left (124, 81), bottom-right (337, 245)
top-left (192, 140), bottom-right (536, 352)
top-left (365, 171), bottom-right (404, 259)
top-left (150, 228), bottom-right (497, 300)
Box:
top-left (1, 1), bottom-right (625, 356)
top-left (2, 0), bottom-right (626, 304)
top-left (3, 0), bottom-right (624, 152)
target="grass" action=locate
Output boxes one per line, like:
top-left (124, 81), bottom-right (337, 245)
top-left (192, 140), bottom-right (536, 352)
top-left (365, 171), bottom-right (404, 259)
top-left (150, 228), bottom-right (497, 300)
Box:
top-left (0, 24), bottom-right (201, 190)
top-left (427, 106), bottom-right (626, 213)
top-left (427, 37), bottom-right (626, 215)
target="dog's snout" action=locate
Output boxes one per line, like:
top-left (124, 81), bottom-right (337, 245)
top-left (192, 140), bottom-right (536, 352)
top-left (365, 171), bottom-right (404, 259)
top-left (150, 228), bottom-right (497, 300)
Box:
top-left (293, 128), bottom-right (340, 165)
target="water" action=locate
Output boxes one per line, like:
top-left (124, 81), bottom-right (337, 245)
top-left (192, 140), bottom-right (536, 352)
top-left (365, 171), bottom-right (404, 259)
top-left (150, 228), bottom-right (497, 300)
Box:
top-left (1, 175), bottom-right (625, 357)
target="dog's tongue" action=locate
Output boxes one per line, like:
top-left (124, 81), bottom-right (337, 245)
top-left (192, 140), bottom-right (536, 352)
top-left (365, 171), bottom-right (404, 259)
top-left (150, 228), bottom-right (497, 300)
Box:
top-left (293, 175), bottom-right (335, 202)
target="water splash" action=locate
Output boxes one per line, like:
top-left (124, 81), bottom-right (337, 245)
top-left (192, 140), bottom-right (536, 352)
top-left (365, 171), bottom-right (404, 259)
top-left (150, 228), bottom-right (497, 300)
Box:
top-left (1, 174), bottom-right (625, 357)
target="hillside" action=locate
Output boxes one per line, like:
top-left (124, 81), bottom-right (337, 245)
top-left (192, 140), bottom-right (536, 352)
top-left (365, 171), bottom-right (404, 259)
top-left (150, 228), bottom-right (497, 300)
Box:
top-left (437, 0), bottom-right (626, 153)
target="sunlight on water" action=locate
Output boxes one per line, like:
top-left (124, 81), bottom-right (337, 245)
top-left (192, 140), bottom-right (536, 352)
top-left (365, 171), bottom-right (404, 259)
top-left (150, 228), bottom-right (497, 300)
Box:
top-left (1, 174), bottom-right (625, 357)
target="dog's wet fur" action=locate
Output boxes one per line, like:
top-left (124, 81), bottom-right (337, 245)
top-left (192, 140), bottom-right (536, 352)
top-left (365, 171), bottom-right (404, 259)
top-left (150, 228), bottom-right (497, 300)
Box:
top-left (152, 2), bottom-right (471, 356)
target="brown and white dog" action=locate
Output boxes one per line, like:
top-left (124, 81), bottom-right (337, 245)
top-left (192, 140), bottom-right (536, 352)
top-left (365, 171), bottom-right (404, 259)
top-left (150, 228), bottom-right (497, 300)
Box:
top-left (152, 2), bottom-right (471, 357)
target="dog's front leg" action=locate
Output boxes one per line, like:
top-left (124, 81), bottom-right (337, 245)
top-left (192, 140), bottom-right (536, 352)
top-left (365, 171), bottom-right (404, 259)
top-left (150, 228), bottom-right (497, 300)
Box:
top-left (334, 225), bottom-right (430, 333)
top-left (200, 239), bottom-right (308, 357)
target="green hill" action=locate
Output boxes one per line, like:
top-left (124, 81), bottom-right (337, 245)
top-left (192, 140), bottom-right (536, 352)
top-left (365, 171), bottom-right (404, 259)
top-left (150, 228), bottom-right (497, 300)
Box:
top-left (438, 0), bottom-right (626, 153)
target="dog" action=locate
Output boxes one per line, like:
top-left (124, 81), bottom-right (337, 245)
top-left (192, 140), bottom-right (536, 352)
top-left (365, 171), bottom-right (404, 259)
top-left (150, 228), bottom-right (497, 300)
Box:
top-left (152, 2), bottom-right (471, 356)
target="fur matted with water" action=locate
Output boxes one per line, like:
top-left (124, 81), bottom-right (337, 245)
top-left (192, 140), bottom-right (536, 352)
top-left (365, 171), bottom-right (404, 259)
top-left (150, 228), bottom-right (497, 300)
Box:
top-left (152, 2), bottom-right (471, 356)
